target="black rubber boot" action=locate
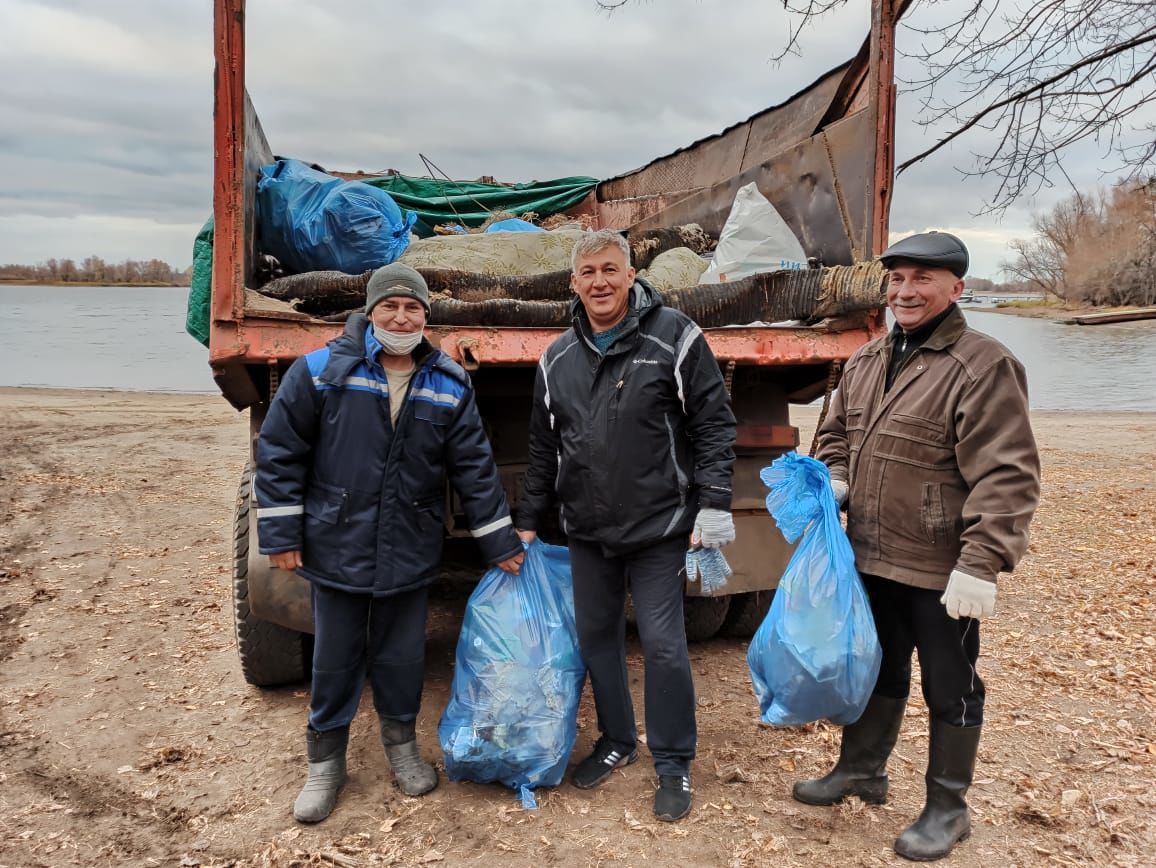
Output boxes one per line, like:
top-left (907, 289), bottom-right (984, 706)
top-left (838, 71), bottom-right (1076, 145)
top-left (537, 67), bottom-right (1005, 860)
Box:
top-left (792, 694), bottom-right (906, 806)
top-left (379, 716), bottom-right (437, 797)
top-left (894, 721), bottom-right (981, 862)
top-left (293, 727), bottom-right (349, 823)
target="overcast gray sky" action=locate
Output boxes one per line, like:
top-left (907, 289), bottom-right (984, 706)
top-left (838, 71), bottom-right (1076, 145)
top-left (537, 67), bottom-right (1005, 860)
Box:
top-left (0, 0), bottom-right (1144, 279)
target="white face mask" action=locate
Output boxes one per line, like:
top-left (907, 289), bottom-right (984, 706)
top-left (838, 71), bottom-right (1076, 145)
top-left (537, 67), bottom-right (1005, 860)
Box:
top-left (373, 325), bottom-right (424, 356)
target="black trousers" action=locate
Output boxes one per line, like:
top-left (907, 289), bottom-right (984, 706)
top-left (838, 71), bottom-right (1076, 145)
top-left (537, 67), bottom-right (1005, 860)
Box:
top-left (862, 573), bottom-right (985, 728)
top-left (568, 536), bottom-right (695, 776)
top-left (308, 583), bottom-right (430, 733)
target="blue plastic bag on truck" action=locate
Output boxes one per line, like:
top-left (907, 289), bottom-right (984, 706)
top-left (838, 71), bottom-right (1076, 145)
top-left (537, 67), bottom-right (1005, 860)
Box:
top-left (256, 159), bottom-right (416, 274)
top-left (747, 452), bottom-right (881, 726)
top-left (439, 540), bottom-right (585, 808)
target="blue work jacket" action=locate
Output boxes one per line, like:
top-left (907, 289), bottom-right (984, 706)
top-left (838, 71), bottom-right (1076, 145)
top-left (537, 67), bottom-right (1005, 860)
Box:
top-left (255, 314), bottom-right (521, 596)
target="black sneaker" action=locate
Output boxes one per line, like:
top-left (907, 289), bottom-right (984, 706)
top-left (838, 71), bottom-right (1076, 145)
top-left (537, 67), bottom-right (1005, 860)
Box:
top-left (572, 737), bottom-right (638, 790)
top-left (654, 774), bottom-right (692, 822)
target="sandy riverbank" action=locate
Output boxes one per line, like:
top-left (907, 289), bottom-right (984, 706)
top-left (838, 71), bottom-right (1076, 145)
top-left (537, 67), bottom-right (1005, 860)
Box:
top-left (1, 388), bottom-right (1153, 867)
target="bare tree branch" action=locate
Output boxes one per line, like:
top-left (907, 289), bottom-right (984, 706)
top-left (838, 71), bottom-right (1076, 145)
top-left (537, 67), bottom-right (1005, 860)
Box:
top-left (896, 30), bottom-right (1156, 177)
top-left (599, 0), bottom-right (1156, 213)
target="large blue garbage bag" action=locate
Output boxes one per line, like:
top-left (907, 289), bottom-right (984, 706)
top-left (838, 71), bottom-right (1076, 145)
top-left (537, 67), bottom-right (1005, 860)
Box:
top-left (747, 452), bottom-right (881, 726)
top-left (256, 159), bottom-right (417, 274)
top-left (439, 541), bottom-right (585, 808)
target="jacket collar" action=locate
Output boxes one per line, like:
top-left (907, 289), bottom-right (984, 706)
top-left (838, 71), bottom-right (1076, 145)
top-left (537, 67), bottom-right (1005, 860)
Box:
top-left (920, 304), bottom-right (968, 350)
top-left (320, 313), bottom-right (439, 385)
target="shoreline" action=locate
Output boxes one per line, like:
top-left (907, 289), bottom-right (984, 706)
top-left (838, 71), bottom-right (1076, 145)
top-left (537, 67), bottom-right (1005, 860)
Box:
top-left (968, 300), bottom-right (1156, 323)
top-left (966, 302), bottom-right (1070, 320)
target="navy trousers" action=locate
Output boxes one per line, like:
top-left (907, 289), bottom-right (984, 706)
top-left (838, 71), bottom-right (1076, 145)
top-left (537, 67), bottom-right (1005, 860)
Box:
top-left (568, 536), bottom-right (696, 776)
top-left (308, 583), bottom-right (430, 733)
top-left (862, 573), bottom-right (985, 728)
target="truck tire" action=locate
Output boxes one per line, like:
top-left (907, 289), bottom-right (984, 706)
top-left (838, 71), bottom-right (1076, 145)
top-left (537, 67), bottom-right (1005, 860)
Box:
top-left (683, 595), bottom-right (731, 642)
top-left (720, 590), bottom-right (775, 638)
top-left (232, 464), bottom-right (311, 687)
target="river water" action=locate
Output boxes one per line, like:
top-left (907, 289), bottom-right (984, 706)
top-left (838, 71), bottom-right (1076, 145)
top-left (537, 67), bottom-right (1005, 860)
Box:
top-left (1, 285), bottom-right (1153, 410)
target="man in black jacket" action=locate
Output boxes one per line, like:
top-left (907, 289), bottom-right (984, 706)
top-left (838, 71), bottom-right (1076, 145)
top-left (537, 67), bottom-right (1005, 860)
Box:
top-left (516, 230), bottom-right (736, 822)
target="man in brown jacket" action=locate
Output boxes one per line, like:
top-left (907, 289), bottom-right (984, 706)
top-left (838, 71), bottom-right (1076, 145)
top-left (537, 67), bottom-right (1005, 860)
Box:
top-left (794, 231), bottom-right (1040, 861)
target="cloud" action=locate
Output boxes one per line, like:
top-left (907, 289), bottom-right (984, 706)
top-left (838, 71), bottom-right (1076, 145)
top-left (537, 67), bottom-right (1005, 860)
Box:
top-left (0, 0), bottom-right (1149, 276)
top-left (1, 0), bottom-right (871, 265)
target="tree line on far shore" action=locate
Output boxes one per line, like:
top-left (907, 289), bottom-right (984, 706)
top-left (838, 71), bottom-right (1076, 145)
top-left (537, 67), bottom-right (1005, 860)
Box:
top-left (0, 256), bottom-right (192, 286)
top-left (1001, 178), bottom-right (1156, 307)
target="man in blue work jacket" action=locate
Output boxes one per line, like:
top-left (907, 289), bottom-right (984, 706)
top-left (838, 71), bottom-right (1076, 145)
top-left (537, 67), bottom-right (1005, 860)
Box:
top-left (256, 262), bottom-right (524, 823)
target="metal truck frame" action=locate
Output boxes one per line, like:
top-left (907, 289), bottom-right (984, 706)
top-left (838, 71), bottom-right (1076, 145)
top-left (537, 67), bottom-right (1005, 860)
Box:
top-left (210, 0), bottom-right (906, 686)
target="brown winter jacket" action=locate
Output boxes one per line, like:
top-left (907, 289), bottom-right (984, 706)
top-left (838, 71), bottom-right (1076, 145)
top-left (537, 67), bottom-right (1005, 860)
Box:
top-left (816, 306), bottom-right (1040, 589)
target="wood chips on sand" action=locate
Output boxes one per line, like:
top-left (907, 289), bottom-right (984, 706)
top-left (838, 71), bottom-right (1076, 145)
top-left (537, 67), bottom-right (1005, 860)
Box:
top-left (0, 391), bottom-right (1152, 867)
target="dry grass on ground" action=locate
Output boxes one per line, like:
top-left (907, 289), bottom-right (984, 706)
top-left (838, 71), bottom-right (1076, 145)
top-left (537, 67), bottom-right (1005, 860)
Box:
top-left (0, 392), bottom-right (1152, 867)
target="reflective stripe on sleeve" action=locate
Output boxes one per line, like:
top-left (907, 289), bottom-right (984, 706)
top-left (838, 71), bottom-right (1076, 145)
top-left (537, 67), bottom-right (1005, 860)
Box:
top-left (470, 515), bottom-right (513, 538)
top-left (256, 505), bottom-right (305, 518)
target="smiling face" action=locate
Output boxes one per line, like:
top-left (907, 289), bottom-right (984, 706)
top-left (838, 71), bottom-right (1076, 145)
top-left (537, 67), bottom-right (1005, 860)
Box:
top-left (571, 244), bottom-right (636, 331)
top-left (369, 296), bottom-right (427, 333)
top-left (886, 261), bottom-right (965, 332)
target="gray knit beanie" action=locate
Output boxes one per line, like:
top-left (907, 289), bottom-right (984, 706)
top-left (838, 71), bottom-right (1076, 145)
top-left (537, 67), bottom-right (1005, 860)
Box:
top-left (365, 262), bottom-right (431, 315)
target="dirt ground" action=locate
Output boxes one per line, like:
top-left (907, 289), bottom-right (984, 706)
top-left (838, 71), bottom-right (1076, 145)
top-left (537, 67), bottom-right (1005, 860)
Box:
top-left (0, 388), bottom-right (1153, 868)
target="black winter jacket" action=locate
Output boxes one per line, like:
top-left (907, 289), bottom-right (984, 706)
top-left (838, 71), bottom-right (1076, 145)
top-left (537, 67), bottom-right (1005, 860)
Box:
top-left (255, 314), bottom-right (521, 596)
top-left (516, 279), bottom-right (736, 553)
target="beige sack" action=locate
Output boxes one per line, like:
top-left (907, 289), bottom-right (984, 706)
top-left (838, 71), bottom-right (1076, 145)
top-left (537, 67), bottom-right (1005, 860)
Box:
top-left (638, 247), bottom-right (710, 292)
top-left (399, 229), bottom-right (588, 276)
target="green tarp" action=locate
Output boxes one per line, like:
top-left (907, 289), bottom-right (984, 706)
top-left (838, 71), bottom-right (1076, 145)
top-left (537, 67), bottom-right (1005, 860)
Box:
top-left (184, 174), bottom-right (599, 346)
top-left (361, 174), bottom-right (599, 237)
top-left (186, 217), bottom-right (214, 348)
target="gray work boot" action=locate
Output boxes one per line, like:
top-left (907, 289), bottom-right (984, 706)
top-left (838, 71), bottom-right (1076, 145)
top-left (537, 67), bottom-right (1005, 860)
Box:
top-left (379, 716), bottom-right (438, 796)
top-left (894, 721), bottom-right (980, 861)
top-left (793, 694), bottom-right (906, 806)
top-left (293, 726), bottom-right (349, 823)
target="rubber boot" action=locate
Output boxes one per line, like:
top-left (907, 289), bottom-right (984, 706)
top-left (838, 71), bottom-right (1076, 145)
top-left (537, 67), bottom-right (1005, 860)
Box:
top-left (379, 716), bottom-right (437, 796)
top-left (293, 726), bottom-right (349, 823)
top-left (792, 694), bottom-right (906, 806)
top-left (894, 721), bottom-right (980, 861)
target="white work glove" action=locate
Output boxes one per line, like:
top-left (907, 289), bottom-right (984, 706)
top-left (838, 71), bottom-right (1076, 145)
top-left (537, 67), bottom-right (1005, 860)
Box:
top-left (692, 508), bottom-right (735, 548)
top-left (830, 478), bottom-right (849, 507)
top-left (940, 570), bottom-right (997, 620)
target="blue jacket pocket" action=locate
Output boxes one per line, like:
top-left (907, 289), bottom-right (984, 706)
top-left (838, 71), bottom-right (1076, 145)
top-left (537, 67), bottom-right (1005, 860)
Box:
top-left (305, 483), bottom-right (346, 525)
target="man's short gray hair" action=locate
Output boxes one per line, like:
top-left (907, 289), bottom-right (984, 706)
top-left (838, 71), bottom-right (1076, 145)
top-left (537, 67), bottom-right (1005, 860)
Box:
top-left (570, 229), bottom-right (632, 273)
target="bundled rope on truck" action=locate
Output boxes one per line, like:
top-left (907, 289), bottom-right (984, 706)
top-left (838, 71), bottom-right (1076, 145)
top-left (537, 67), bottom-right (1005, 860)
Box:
top-left (259, 231), bottom-right (716, 312)
top-left (261, 266), bottom-right (575, 314)
top-left (310, 261), bottom-right (886, 327)
top-left (258, 269), bottom-right (373, 315)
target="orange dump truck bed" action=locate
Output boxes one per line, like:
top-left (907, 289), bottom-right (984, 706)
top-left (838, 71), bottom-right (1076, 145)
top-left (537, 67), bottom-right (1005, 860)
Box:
top-left (209, 0), bottom-right (900, 409)
top-left (209, 0), bottom-right (906, 684)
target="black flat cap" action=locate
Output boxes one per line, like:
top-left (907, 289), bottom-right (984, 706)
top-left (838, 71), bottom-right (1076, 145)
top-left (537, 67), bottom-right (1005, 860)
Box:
top-left (880, 231), bottom-right (969, 278)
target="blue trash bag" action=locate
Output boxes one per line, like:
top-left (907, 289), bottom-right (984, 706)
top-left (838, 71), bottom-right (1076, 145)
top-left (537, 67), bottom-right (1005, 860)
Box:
top-left (439, 540), bottom-right (585, 809)
top-left (483, 217), bottom-right (543, 233)
top-left (256, 159), bottom-right (417, 274)
top-left (747, 452), bottom-right (881, 726)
